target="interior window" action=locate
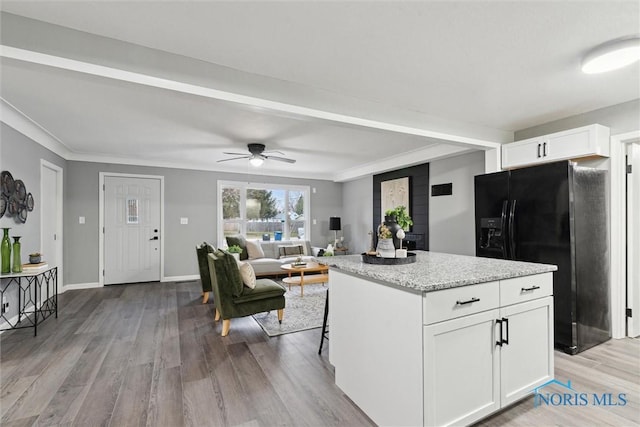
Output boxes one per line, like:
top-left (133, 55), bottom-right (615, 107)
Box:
top-left (219, 181), bottom-right (310, 245)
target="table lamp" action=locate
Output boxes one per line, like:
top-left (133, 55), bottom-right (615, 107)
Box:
top-left (329, 217), bottom-right (341, 246)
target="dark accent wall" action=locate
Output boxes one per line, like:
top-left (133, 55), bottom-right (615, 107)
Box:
top-left (373, 163), bottom-right (429, 250)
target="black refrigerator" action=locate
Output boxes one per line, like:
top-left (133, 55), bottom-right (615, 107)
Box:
top-left (474, 160), bottom-right (610, 354)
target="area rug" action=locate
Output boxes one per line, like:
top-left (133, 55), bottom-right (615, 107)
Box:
top-left (252, 281), bottom-right (327, 337)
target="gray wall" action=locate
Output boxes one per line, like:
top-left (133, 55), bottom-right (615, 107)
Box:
top-left (65, 161), bottom-right (342, 285)
top-left (0, 123), bottom-right (66, 320)
top-left (515, 99), bottom-right (640, 140)
top-left (342, 175), bottom-right (373, 254)
top-left (429, 151), bottom-right (485, 255)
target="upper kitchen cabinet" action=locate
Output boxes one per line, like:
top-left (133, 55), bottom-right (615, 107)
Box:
top-left (502, 124), bottom-right (610, 169)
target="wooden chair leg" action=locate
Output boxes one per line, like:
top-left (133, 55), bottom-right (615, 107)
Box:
top-left (214, 308), bottom-right (220, 321)
top-left (277, 308), bottom-right (284, 324)
top-left (202, 291), bottom-right (210, 304)
top-left (221, 319), bottom-right (231, 336)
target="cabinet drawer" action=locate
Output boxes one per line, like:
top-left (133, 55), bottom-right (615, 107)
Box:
top-left (500, 273), bottom-right (553, 307)
top-left (423, 281), bottom-right (499, 325)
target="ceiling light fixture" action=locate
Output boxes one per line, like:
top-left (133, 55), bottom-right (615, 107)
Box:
top-left (582, 36), bottom-right (640, 74)
top-left (249, 156), bottom-right (264, 167)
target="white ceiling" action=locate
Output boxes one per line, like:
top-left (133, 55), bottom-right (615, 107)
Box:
top-left (1, 1), bottom-right (639, 181)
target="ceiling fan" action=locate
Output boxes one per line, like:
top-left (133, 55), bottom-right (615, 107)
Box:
top-left (218, 143), bottom-right (296, 167)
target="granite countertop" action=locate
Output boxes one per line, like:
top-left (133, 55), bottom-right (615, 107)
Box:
top-left (321, 251), bottom-right (557, 292)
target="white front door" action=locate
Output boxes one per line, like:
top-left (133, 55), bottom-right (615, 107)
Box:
top-left (104, 176), bottom-right (161, 285)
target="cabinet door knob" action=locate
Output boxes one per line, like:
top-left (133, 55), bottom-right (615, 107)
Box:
top-left (543, 142), bottom-right (548, 156)
top-left (537, 143), bottom-right (541, 158)
top-left (496, 319), bottom-right (503, 347)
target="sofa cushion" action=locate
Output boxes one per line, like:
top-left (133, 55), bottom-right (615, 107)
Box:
top-left (239, 262), bottom-right (257, 289)
top-left (246, 240), bottom-right (265, 259)
top-left (248, 258), bottom-right (286, 275)
top-left (259, 240), bottom-right (311, 259)
top-left (226, 235), bottom-right (248, 260)
top-left (233, 279), bottom-right (286, 304)
top-left (278, 244), bottom-right (304, 258)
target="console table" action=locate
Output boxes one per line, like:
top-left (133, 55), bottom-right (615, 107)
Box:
top-left (0, 266), bottom-right (58, 336)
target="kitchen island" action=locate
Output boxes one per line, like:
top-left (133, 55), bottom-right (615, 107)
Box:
top-left (324, 251), bottom-right (557, 427)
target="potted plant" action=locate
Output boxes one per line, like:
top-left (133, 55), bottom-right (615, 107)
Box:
top-left (376, 223), bottom-right (395, 258)
top-left (29, 252), bottom-right (41, 264)
top-left (227, 245), bottom-right (243, 261)
top-left (384, 205), bottom-right (413, 231)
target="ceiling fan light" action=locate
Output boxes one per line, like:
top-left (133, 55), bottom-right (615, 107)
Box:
top-left (249, 156), bottom-right (264, 167)
top-left (582, 36), bottom-right (640, 74)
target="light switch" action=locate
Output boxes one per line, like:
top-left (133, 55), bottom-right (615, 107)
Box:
top-left (180, 217), bottom-right (189, 225)
top-left (313, 219), bottom-right (317, 225)
top-left (312, 187), bottom-right (317, 194)
top-left (79, 216), bottom-right (85, 224)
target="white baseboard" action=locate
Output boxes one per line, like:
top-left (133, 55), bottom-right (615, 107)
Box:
top-left (162, 274), bottom-right (199, 283)
top-left (63, 282), bottom-right (102, 292)
top-left (0, 302), bottom-right (37, 334)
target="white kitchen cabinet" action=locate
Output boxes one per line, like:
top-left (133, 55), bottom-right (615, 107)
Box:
top-left (500, 296), bottom-right (554, 406)
top-left (423, 309), bottom-right (501, 427)
top-left (423, 273), bottom-right (554, 426)
top-left (502, 124), bottom-right (610, 169)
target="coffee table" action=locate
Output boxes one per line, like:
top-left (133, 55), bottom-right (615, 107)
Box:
top-left (280, 262), bottom-right (329, 297)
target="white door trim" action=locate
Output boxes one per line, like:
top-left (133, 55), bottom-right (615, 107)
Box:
top-left (99, 172), bottom-right (165, 286)
top-left (40, 159), bottom-right (63, 291)
top-left (610, 130), bottom-right (640, 338)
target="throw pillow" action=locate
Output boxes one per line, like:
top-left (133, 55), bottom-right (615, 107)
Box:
top-left (278, 244), bottom-right (304, 258)
top-left (245, 240), bottom-right (265, 259)
top-left (238, 262), bottom-right (256, 289)
top-left (226, 235), bottom-right (248, 260)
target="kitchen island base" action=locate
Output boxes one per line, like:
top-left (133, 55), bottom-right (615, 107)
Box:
top-left (329, 259), bottom-right (554, 427)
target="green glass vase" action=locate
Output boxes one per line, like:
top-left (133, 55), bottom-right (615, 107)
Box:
top-left (1, 228), bottom-right (10, 274)
top-left (12, 236), bottom-right (22, 273)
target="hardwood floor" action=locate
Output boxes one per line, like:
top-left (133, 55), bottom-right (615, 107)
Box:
top-left (0, 280), bottom-right (638, 427)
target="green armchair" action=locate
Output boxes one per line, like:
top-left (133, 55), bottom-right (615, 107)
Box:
top-left (207, 250), bottom-right (286, 336)
top-left (196, 242), bottom-right (216, 304)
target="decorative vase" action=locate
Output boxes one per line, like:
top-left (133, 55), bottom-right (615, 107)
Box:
top-left (12, 236), bottom-right (22, 273)
top-left (1, 228), bottom-right (10, 274)
top-left (376, 238), bottom-right (396, 258)
top-left (29, 254), bottom-right (41, 264)
top-left (383, 215), bottom-right (403, 249)
top-left (231, 253), bottom-right (240, 262)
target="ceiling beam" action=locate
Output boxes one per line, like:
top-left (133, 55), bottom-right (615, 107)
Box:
top-left (1, 44), bottom-right (504, 153)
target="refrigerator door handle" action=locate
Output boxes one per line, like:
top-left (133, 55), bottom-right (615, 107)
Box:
top-left (500, 200), bottom-right (508, 259)
top-left (508, 200), bottom-right (517, 260)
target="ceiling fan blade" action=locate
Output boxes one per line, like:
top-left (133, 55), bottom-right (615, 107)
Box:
top-left (223, 152), bottom-right (250, 156)
top-left (217, 156), bottom-right (250, 163)
top-left (265, 155), bottom-right (296, 164)
top-left (263, 150), bottom-right (285, 156)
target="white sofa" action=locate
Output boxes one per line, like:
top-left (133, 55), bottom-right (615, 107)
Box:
top-left (241, 239), bottom-right (319, 277)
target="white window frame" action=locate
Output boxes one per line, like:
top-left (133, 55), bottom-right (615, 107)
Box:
top-left (217, 180), bottom-right (311, 247)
